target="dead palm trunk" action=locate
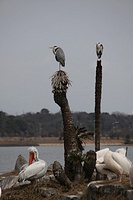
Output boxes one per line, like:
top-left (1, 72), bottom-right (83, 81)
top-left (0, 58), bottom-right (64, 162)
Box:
top-left (51, 70), bottom-right (82, 182)
top-left (95, 60), bottom-right (102, 152)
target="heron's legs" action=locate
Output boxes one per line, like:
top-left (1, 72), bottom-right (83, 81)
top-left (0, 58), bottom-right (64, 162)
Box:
top-left (59, 63), bottom-right (61, 71)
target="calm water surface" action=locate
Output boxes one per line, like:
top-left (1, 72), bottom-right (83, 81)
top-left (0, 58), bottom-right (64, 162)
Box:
top-left (0, 145), bottom-right (133, 174)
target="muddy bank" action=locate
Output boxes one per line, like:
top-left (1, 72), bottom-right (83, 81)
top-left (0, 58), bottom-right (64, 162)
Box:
top-left (0, 137), bottom-right (126, 146)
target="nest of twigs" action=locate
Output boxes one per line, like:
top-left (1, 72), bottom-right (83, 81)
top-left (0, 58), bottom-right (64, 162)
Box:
top-left (51, 70), bottom-right (71, 93)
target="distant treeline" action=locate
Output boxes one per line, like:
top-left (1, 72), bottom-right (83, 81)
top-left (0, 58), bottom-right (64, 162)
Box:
top-left (0, 108), bottom-right (133, 140)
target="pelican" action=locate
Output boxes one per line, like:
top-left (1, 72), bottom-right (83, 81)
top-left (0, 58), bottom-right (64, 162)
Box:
top-left (96, 148), bottom-right (132, 181)
top-left (96, 147), bottom-right (127, 164)
top-left (50, 45), bottom-right (65, 70)
top-left (18, 146), bottom-right (47, 182)
top-left (96, 42), bottom-right (103, 60)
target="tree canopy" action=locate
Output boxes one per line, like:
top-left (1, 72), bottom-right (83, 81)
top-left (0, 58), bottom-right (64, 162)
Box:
top-left (0, 110), bottom-right (132, 140)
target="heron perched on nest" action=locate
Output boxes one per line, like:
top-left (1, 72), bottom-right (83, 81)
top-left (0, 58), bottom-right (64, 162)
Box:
top-left (50, 46), bottom-right (65, 70)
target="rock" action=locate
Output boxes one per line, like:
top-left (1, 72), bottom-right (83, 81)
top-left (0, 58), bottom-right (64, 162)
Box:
top-left (41, 175), bottom-right (51, 181)
top-left (125, 190), bottom-right (133, 200)
top-left (14, 154), bottom-right (27, 171)
top-left (83, 180), bottom-right (133, 200)
top-left (44, 174), bottom-right (55, 181)
top-left (87, 181), bottom-right (124, 199)
top-left (53, 161), bottom-right (72, 188)
top-left (47, 163), bottom-right (53, 172)
top-left (38, 187), bottom-right (56, 197)
top-left (61, 194), bottom-right (80, 200)
top-left (83, 150), bottom-right (96, 181)
top-left (49, 174), bottom-right (55, 181)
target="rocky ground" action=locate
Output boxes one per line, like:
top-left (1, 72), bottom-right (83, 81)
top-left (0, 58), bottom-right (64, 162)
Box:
top-left (1, 178), bottom-right (85, 200)
top-left (0, 169), bottom-right (131, 200)
top-left (0, 178), bottom-right (129, 200)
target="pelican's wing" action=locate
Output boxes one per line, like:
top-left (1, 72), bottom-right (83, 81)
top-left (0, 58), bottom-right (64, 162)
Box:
top-left (96, 163), bottom-right (113, 175)
top-left (104, 150), bottom-right (123, 176)
top-left (55, 47), bottom-right (65, 66)
top-left (112, 152), bottom-right (131, 175)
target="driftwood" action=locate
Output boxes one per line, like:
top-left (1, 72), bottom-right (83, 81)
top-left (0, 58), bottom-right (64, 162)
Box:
top-left (83, 150), bottom-right (96, 181)
top-left (53, 161), bottom-right (72, 188)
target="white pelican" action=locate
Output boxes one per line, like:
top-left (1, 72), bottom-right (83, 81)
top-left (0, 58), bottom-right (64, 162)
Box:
top-left (18, 146), bottom-right (47, 182)
top-left (96, 148), bottom-right (116, 180)
top-left (105, 150), bottom-right (131, 175)
top-left (96, 148), bottom-right (132, 181)
top-left (96, 147), bottom-right (127, 164)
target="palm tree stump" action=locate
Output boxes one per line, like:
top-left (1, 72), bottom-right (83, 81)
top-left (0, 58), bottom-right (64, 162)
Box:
top-left (95, 60), bottom-right (102, 152)
top-left (51, 71), bottom-right (82, 182)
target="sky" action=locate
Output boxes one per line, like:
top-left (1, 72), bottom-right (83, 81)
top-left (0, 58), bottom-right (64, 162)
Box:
top-left (0, 0), bottom-right (133, 115)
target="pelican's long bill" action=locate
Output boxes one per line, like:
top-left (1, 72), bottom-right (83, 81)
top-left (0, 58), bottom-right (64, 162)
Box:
top-left (29, 152), bottom-right (34, 165)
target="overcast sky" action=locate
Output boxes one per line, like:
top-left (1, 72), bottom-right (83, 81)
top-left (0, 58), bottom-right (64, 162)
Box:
top-left (0, 0), bottom-right (133, 115)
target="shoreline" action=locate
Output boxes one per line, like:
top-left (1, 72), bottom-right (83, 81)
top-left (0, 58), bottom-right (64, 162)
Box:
top-left (0, 137), bottom-right (131, 147)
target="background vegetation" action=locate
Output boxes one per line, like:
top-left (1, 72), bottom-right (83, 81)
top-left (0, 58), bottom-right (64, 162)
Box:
top-left (0, 109), bottom-right (133, 143)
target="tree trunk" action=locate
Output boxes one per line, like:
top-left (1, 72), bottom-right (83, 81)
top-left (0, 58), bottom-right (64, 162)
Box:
top-left (54, 92), bottom-right (82, 182)
top-left (95, 60), bottom-right (102, 152)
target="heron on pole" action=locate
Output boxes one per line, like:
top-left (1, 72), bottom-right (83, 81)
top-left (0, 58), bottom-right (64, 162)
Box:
top-left (96, 42), bottom-right (103, 60)
top-left (50, 46), bottom-right (65, 70)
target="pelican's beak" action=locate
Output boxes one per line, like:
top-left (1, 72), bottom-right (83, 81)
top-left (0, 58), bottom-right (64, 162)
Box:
top-left (29, 152), bottom-right (34, 165)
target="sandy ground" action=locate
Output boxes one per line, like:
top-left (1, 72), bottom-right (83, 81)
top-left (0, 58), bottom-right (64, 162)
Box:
top-left (0, 137), bottom-right (126, 146)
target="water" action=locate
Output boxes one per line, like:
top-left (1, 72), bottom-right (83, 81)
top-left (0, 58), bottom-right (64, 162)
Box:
top-left (0, 145), bottom-right (133, 174)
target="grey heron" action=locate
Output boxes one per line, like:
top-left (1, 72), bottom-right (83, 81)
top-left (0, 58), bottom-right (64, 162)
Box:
top-left (96, 42), bottom-right (103, 60)
top-left (50, 46), bottom-right (65, 70)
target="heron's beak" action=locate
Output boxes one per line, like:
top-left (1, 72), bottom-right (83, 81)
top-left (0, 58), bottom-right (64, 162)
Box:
top-left (49, 46), bottom-right (53, 49)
